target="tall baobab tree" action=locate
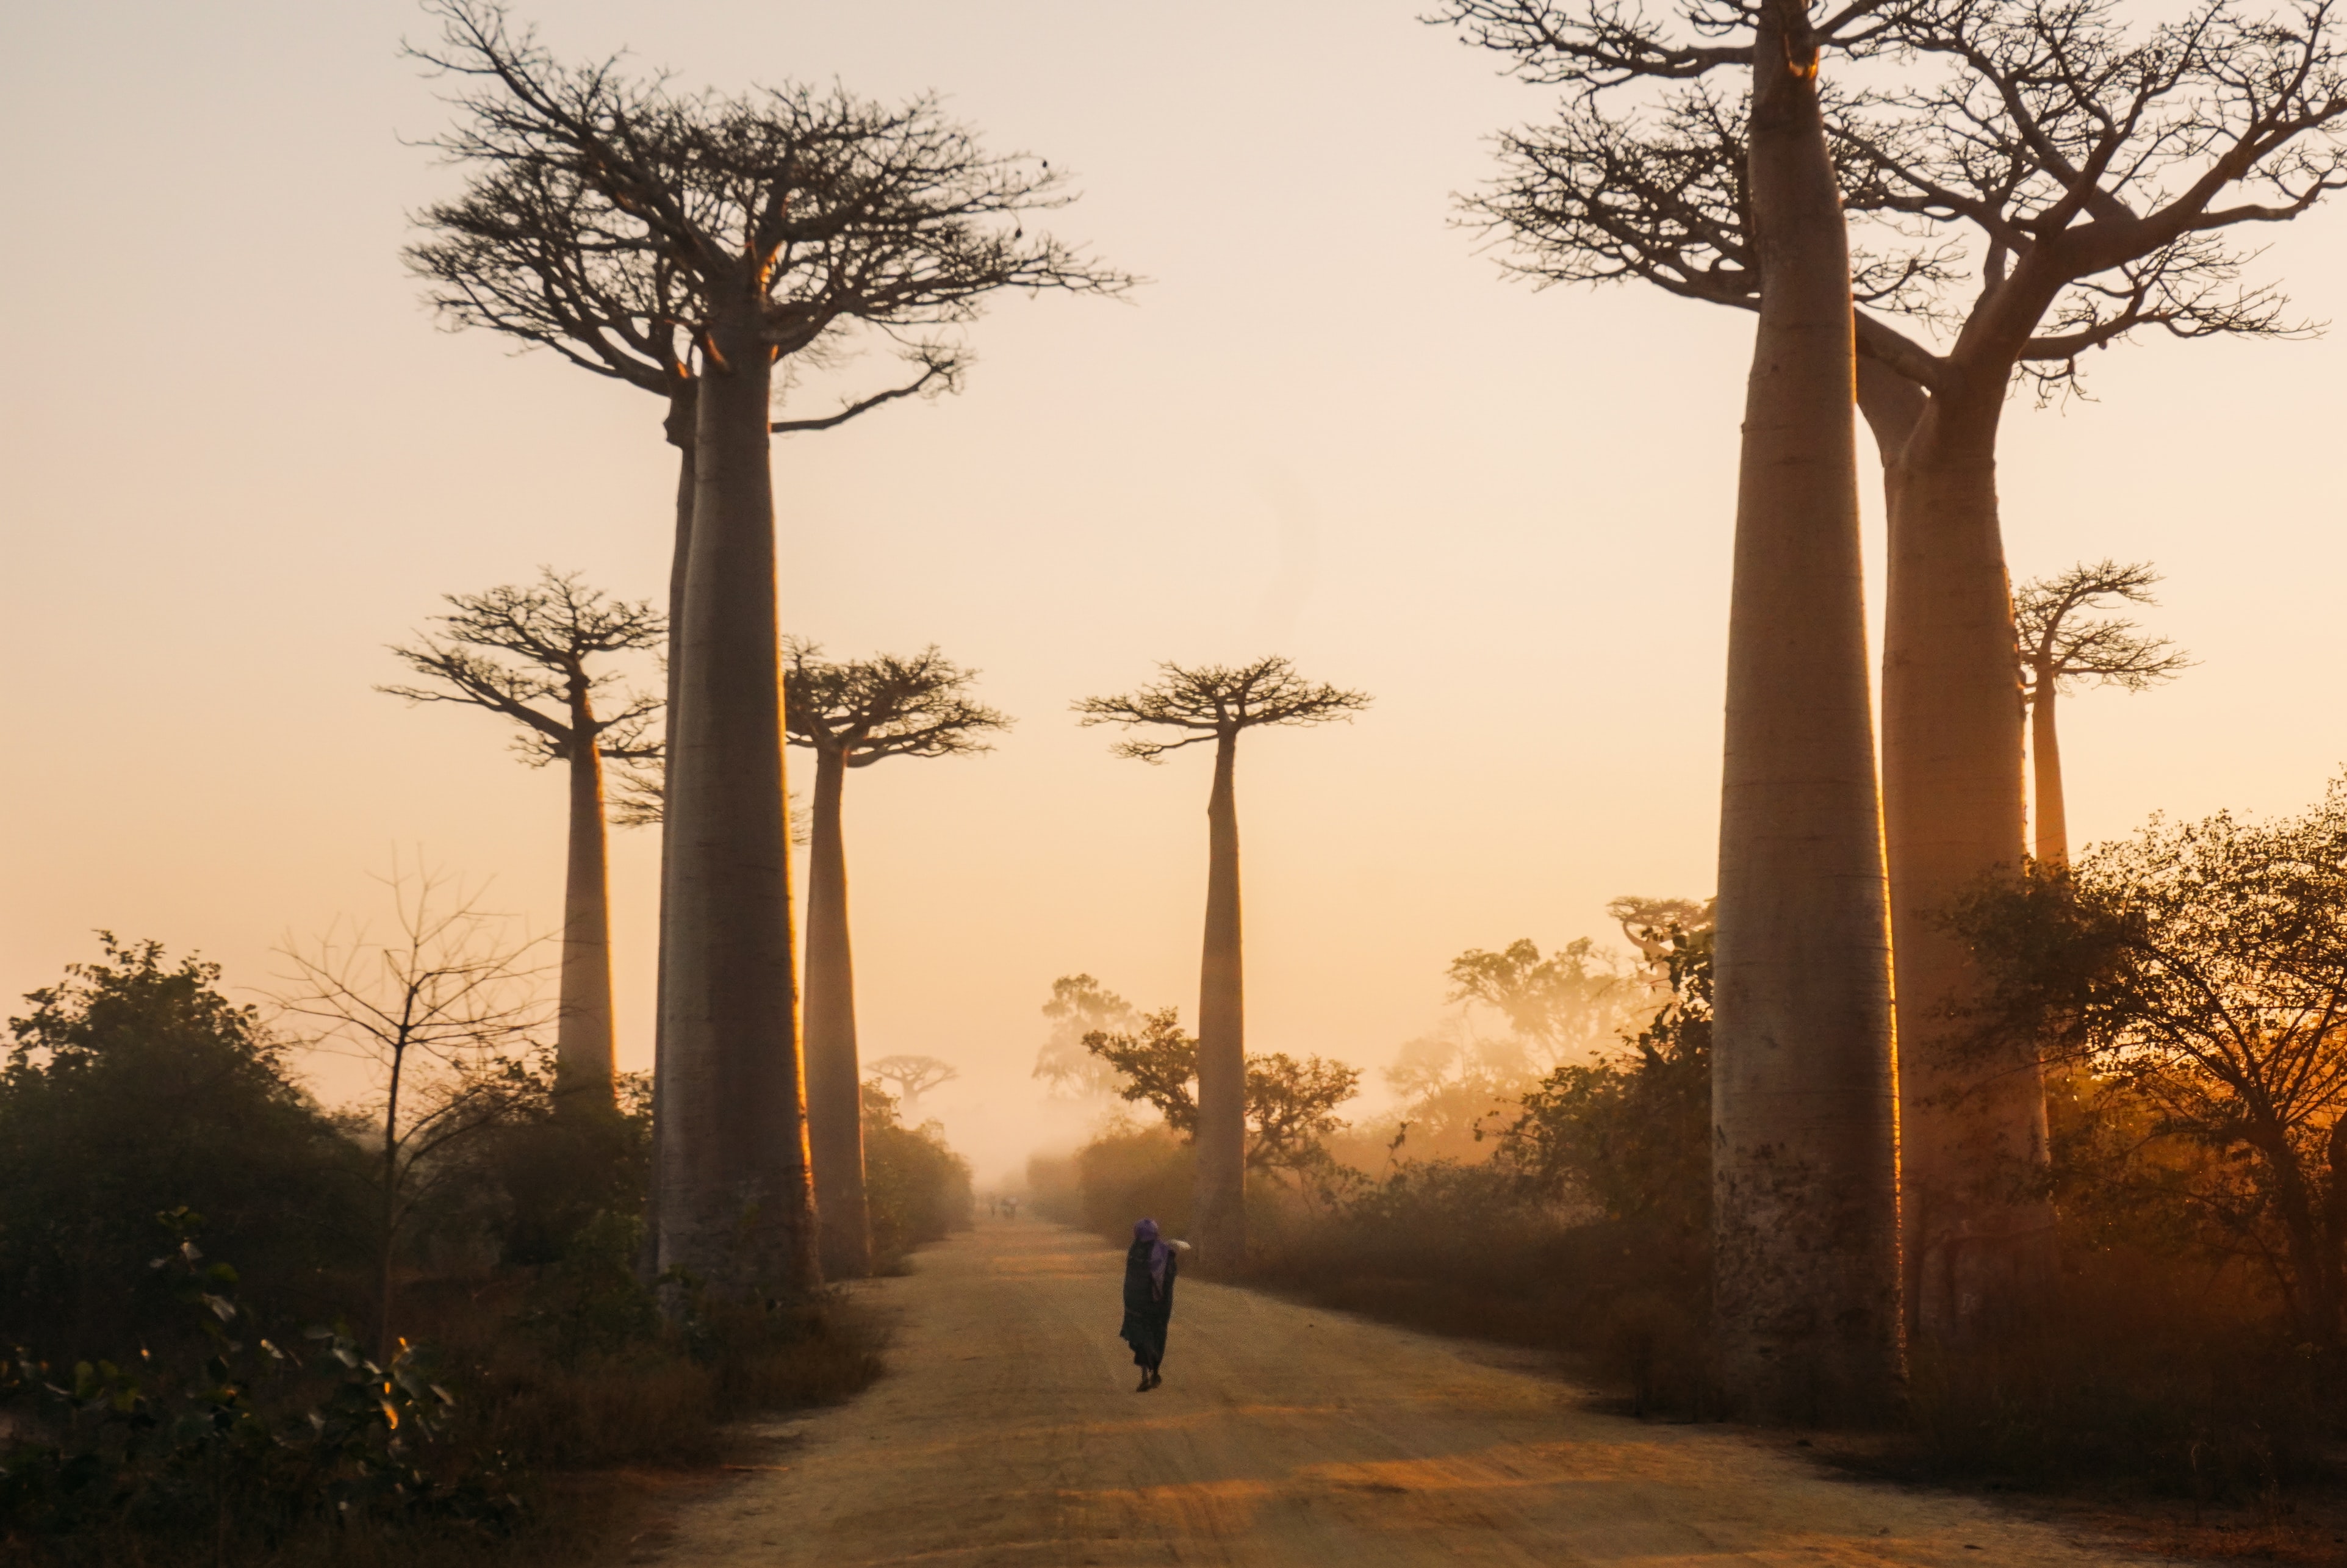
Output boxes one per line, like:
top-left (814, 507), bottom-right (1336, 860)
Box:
top-left (785, 642), bottom-right (1008, 1276)
top-left (380, 570), bottom-right (661, 1110)
top-left (2015, 561), bottom-right (2190, 866)
top-left (1441, 0), bottom-right (1905, 1418)
top-left (410, 1), bottom-right (1127, 1290)
top-left (1074, 658), bottom-right (1370, 1273)
top-left (1453, 0), bottom-right (2347, 1346)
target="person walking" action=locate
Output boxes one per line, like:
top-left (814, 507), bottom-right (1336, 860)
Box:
top-left (1120, 1218), bottom-right (1189, 1392)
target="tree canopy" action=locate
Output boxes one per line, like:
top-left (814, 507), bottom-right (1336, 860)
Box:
top-left (1073, 656), bottom-right (1371, 761)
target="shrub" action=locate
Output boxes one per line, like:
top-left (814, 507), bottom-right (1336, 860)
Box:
top-left (861, 1084), bottom-right (974, 1268)
top-left (0, 940), bottom-right (373, 1356)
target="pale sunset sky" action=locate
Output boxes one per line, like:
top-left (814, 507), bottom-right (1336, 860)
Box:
top-left (4, 1), bottom-right (2343, 1181)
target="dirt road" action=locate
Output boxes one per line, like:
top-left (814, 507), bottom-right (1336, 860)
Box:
top-left (648, 1219), bottom-right (2154, 1566)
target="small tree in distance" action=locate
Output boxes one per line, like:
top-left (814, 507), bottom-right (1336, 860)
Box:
top-left (2015, 561), bottom-right (2191, 867)
top-left (1033, 974), bottom-right (1140, 1099)
top-left (1082, 1010), bottom-right (1362, 1180)
top-left (380, 569), bottom-right (661, 1111)
top-left (788, 641), bottom-right (1008, 1275)
top-left (866, 1055), bottom-right (959, 1109)
top-left (1075, 657), bottom-right (1371, 1270)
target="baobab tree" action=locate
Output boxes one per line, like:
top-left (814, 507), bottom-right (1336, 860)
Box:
top-left (1074, 658), bottom-right (1370, 1271)
top-left (786, 641), bottom-right (1008, 1275)
top-left (2015, 561), bottom-right (2190, 866)
top-left (1441, 0), bottom-right (1904, 1417)
top-left (410, 2), bottom-right (1127, 1290)
top-left (1453, 0), bottom-right (2347, 1347)
top-left (865, 1055), bottom-right (958, 1108)
top-left (379, 569), bottom-right (660, 1110)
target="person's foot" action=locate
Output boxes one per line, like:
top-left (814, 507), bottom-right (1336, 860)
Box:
top-left (1136, 1371), bottom-right (1153, 1393)
top-left (1145, 1370), bottom-right (1162, 1390)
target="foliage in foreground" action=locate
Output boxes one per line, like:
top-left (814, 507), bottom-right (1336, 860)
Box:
top-left (1048, 851), bottom-right (2347, 1497)
top-left (0, 937), bottom-right (979, 1563)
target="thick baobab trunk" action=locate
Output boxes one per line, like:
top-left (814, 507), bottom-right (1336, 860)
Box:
top-left (555, 721), bottom-right (619, 1109)
top-left (2029, 677), bottom-right (2067, 866)
top-left (1711, 0), bottom-right (1903, 1424)
top-left (1192, 729), bottom-right (1246, 1272)
top-left (644, 384), bottom-right (694, 1279)
top-left (802, 746), bottom-right (873, 1276)
top-left (655, 320), bottom-right (819, 1292)
top-left (1879, 384), bottom-right (2052, 1347)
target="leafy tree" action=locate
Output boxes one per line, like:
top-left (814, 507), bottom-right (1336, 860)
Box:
top-left (786, 642), bottom-right (1007, 1275)
top-left (1456, 0), bottom-right (2347, 1348)
top-left (1081, 1010), bottom-right (1362, 1178)
top-left (859, 1084), bottom-right (975, 1265)
top-left (1032, 974), bottom-right (1140, 1099)
top-left (411, 0), bottom-right (1127, 1293)
top-left (1440, 0), bottom-right (1902, 1419)
top-left (0, 941), bottom-right (370, 1356)
top-left (1075, 657), bottom-right (1370, 1269)
top-left (1498, 923), bottom-right (1714, 1243)
top-left (2014, 561), bottom-right (2191, 867)
top-left (1445, 937), bottom-right (1635, 1070)
top-left (381, 569), bottom-right (661, 1109)
top-left (1952, 788), bottom-right (2347, 1345)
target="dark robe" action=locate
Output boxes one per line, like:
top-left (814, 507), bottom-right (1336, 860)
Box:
top-left (1120, 1239), bottom-right (1177, 1370)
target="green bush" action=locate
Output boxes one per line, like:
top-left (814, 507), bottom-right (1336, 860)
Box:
top-left (861, 1084), bottom-right (974, 1269)
top-left (0, 940), bottom-right (373, 1356)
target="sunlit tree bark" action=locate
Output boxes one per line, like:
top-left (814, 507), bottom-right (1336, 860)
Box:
top-left (1440, 0), bottom-right (1904, 1419)
top-left (1459, 0), bottom-right (2347, 1345)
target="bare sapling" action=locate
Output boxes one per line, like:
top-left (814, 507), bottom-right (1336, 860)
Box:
top-left (381, 568), bottom-right (661, 1112)
top-left (1074, 658), bottom-right (1370, 1273)
top-left (274, 860), bottom-right (549, 1361)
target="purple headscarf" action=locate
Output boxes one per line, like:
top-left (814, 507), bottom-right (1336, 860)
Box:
top-left (1134, 1217), bottom-right (1171, 1295)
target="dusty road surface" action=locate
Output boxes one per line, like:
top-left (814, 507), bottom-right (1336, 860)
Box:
top-left (649, 1219), bottom-right (2153, 1567)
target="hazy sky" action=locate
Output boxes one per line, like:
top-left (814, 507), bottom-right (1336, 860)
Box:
top-left (5, 1), bottom-right (2343, 1182)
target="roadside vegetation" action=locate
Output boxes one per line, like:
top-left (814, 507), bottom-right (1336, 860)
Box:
top-left (0, 938), bottom-right (969, 1565)
top-left (1033, 800), bottom-right (2347, 1516)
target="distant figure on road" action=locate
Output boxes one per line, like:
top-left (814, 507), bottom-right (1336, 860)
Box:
top-left (1120, 1218), bottom-right (1190, 1392)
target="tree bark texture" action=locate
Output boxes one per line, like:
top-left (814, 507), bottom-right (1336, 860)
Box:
top-left (802, 745), bottom-right (874, 1276)
top-left (1711, 0), bottom-right (1904, 1424)
top-left (1878, 384), bottom-right (2052, 1348)
top-left (654, 323), bottom-right (819, 1293)
top-left (1192, 730), bottom-right (1247, 1273)
top-left (2029, 679), bottom-right (2066, 867)
top-left (555, 721), bottom-right (618, 1109)
top-left (643, 389), bottom-right (695, 1282)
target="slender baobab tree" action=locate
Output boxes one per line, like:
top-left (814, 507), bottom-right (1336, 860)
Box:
top-left (409, 1), bottom-right (1127, 1290)
top-left (785, 641), bottom-right (1008, 1275)
top-left (380, 570), bottom-right (661, 1111)
top-left (1441, 0), bottom-right (1904, 1418)
top-left (2015, 561), bottom-right (2190, 866)
top-left (1074, 658), bottom-right (1369, 1273)
top-left (1454, 0), bottom-right (2347, 1345)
